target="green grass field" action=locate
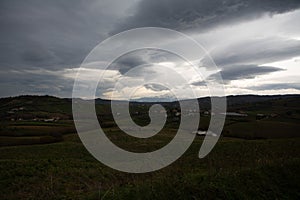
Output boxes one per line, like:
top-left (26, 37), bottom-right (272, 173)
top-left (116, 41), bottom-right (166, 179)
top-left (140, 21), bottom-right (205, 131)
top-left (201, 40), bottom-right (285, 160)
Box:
top-left (0, 132), bottom-right (299, 199)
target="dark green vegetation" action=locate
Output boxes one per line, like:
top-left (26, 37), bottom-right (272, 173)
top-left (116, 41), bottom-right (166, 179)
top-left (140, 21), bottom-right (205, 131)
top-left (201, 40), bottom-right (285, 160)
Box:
top-left (1, 136), bottom-right (299, 199)
top-left (0, 96), bottom-right (75, 146)
top-left (0, 95), bottom-right (300, 199)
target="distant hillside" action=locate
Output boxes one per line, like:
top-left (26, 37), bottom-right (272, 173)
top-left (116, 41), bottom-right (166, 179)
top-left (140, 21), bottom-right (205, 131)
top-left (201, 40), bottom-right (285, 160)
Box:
top-left (1, 94), bottom-right (300, 141)
top-left (1, 94), bottom-right (300, 117)
top-left (225, 94), bottom-right (300, 106)
top-left (0, 95), bottom-right (72, 121)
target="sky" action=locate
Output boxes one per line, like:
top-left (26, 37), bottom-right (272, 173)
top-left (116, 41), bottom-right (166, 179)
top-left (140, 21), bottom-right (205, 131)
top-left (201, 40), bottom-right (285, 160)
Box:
top-left (0, 0), bottom-right (300, 99)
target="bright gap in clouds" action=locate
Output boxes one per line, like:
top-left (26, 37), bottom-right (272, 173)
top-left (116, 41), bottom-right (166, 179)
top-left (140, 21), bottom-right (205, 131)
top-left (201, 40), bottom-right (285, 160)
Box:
top-left (93, 49), bottom-right (214, 100)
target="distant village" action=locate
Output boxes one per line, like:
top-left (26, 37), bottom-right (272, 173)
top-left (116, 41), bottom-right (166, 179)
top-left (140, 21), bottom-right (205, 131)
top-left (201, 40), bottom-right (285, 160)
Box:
top-left (5, 106), bottom-right (67, 122)
top-left (4, 104), bottom-right (279, 124)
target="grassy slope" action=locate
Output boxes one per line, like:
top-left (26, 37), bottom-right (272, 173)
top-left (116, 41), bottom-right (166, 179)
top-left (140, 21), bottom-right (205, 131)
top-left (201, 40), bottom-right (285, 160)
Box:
top-left (0, 134), bottom-right (299, 199)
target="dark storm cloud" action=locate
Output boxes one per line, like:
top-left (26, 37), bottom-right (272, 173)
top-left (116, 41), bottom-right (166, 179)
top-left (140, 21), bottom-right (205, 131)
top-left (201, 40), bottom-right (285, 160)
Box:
top-left (212, 38), bottom-right (300, 67)
top-left (0, 70), bottom-right (74, 97)
top-left (109, 49), bottom-right (182, 75)
top-left (208, 65), bottom-right (284, 83)
top-left (113, 0), bottom-right (300, 33)
top-left (0, 0), bottom-right (132, 70)
top-left (110, 54), bottom-right (148, 75)
top-left (144, 83), bottom-right (169, 92)
top-left (191, 80), bottom-right (206, 86)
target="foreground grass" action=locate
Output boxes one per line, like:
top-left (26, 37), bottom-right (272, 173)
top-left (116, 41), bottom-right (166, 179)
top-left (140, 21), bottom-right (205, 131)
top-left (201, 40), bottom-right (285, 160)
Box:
top-left (0, 134), bottom-right (299, 199)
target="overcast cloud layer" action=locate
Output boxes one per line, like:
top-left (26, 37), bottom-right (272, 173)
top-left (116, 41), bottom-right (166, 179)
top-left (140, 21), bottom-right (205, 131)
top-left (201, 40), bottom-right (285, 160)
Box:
top-left (113, 0), bottom-right (300, 33)
top-left (0, 0), bottom-right (300, 98)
